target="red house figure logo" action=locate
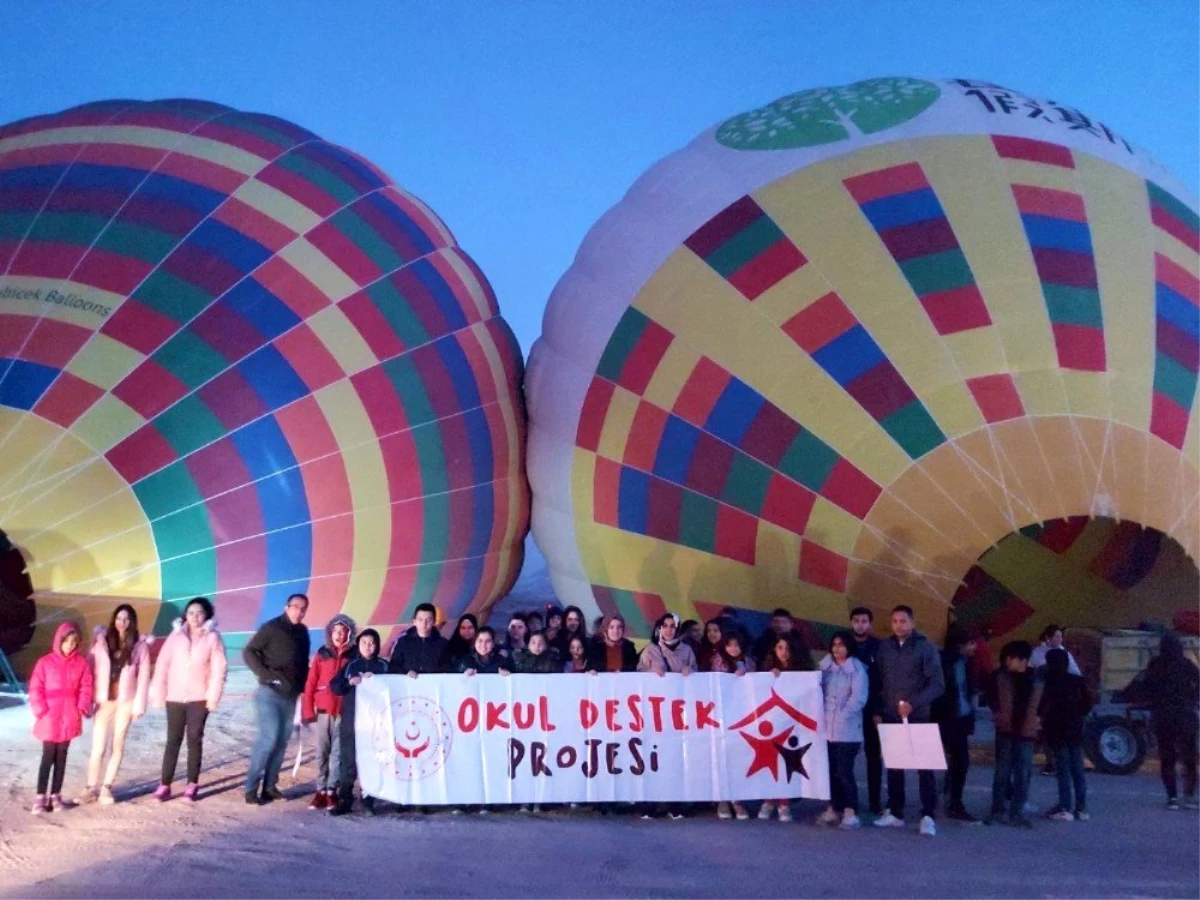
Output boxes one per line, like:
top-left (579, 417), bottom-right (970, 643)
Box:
top-left (728, 688), bottom-right (818, 782)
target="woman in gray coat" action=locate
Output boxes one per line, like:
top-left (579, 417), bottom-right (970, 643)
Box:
top-left (817, 630), bottom-right (868, 829)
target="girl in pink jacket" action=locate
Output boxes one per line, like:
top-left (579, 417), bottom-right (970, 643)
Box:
top-left (149, 597), bottom-right (227, 802)
top-left (81, 604), bottom-right (153, 806)
top-left (28, 621), bottom-right (93, 814)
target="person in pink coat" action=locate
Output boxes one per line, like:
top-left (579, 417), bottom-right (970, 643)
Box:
top-left (28, 621), bottom-right (94, 814)
top-left (81, 604), bottom-right (154, 806)
top-left (149, 597), bottom-right (227, 802)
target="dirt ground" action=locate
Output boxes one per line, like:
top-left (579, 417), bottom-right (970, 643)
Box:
top-left (0, 668), bottom-right (1196, 900)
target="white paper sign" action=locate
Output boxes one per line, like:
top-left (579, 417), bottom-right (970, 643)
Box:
top-left (878, 722), bottom-right (947, 771)
top-left (354, 672), bottom-right (828, 804)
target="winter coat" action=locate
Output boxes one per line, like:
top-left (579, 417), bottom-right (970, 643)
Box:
top-left (990, 668), bottom-right (1044, 740)
top-left (88, 627), bottom-right (153, 717)
top-left (850, 634), bottom-right (882, 717)
top-left (387, 629), bottom-right (448, 675)
top-left (331, 654), bottom-right (390, 738)
top-left (1135, 643), bottom-right (1200, 724)
top-left (150, 618), bottom-right (228, 708)
top-left (933, 647), bottom-right (976, 733)
top-left (820, 654), bottom-right (869, 743)
top-left (513, 649), bottom-right (560, 674)
top-left (1038, 673), bottom-right (1093, 747)
top-left (301, 614), bottom-right (357, 722)
top-left (243, 614), bottom-right (310, 698)
top-left (29, 623), bottom-right (94, 743)
top-left (456, 651), bottom-right (512, 674)
top-left (588, 638), bottom-right (639, 673)
top-left (637, 640), bottom-right (698, 674)
top-left (876, 630), bottom-right (945, 723)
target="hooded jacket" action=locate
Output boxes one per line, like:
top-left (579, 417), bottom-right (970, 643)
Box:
top-left (88, 625), bottom-right (154, 717)
top-left (387, 627), bottom-right (448, 675)
top-left (820, 653), bottom-right (869, 742)
top-left (150, 618), bottom-right (228, 708)
top-left (875, 630), bottom-right (945, 723)
top-left (301, 614), bottom-right (357, 722)
top-left (29, 622), bottom-right (94, 743)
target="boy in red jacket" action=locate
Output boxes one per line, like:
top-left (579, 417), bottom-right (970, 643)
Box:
top-left (301, 614), bottom-right (356, 810)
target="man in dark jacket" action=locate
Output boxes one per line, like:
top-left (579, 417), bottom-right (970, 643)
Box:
top-left (388, 603), bottom-right (447, 676)
top-left (849, 606), bottom-right (884, 816)
top-left (1130, 632), bottom-right (1200, 809)
top-left (243, 593), bottom-right (311, 805)
top-left (933, 624), bottom-right (978, 821)
top-left (872, 605), bottom-right (945, 836)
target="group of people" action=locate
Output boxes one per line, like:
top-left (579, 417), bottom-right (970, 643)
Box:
top-left (25, 595), bottom-right (1200, 830)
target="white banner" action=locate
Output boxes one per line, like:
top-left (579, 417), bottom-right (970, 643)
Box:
top-left (354, 672), bottom-right (828, 805)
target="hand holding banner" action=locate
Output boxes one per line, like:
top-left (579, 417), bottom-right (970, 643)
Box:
top-left (355, 672), bottom-right (829, 805)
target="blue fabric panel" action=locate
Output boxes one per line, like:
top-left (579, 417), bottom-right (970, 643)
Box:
top-left (859, 188), bottom-right (943, 231)
top-left (238, 345), bottom-right (309, 411)
top-left (812, 324), bottom-right (887, 386)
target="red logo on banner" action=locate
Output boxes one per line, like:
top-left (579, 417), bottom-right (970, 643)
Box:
top-left (391, 697), bottom-right (453, 781)
top-left (728, 689), bottom-right (817, 782)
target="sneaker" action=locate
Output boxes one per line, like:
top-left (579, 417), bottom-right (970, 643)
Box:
top-left (840, 811), bottom-right (861, 830)
top-left (816, 806), bottom-right (840, 826)
top-left (944, 804), bottom-right (978, 823)
top-left (777, 804), bottom-right (792, 823)
top-left (1008, 814), bottom-right (1034, 829)
top-left (182, 783), bottom-right (199, 803)
top-left (78, 786), bottom-right (99, 805)
top-left (757, 801), bottom-right (775, 820)
top-left (31, 796), bottom-right (49, 815)
top-left (261, 786), bottom-right (284, 804)
top-left (668, 811), bottom-right (685, 820)
top-left (50, 794), bottom-right (76, 810)
top-left (1049, 809), bottom-right (1074, 822)
top-left (919, 815), bottom-right (936, 837)
top-left (716, 802), bottom-right (732, 820)
top-left (154, 784), bottom-right (171, 803)
top-left (873, 812), bottom-right (904, 828)
top-left (478, 808), bottom-right (490, 816)
top-left (451, 807), bottom-right (464, 816)
top-left (732, 802), bottom-right (749, 821)
top-left (244, 790), bottom-right (261, 805)
top-left (309, 792), bottom-right (329, 811)
top-left (99, 785), bottom-right (115, 806)
top-left (1074, 808), bottom-right (1090, 821)
top-left (1167, 798), bottom-right (1180, 811)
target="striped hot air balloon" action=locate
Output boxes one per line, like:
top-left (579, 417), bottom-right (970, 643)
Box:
top-left (0, 100), bottom-right (528, 670)
top-left (526, 77), bottom-right (1198, 647)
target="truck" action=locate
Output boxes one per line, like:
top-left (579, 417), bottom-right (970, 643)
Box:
top-left (1065, 628), bottom-right (1200, 775)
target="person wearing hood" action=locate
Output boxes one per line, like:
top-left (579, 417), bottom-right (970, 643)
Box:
top-left (1038, 647), bottom-right (1092, 821)
top-left (243, 593), bottom-right (310, 805)
top-left (1131, 632), bottom-right (1200, 810)
top-left (301, 613), bottom-right (356, 811)
top-left (150, 597), bottom-right (227, 803)
top-left (329, 628), bottom-right (389, 817)
top-left (81, 605), bottom-right (153, 806)
top-left (872, 605), bottom-right (945, 837)
top-left (388, 603), bottom-right (447, 676)
top-left (28, 621), bottom-right (93, 814)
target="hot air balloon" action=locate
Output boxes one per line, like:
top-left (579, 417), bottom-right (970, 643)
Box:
top-left (0, 100), bottom-right (528, 673)
top-left (527, 77), bottom-right (1199, 647)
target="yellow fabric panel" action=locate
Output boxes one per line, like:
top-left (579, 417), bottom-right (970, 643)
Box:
top-left (232, 178), bottom-right (321, 236)
top-left (443, 249), bottom-right (494, 325)
top-left (1013, 369), bottom-right (1069, 418)
top-left (570, 449), bottom-right (596, 535)
top-left (278, 238), bottom-right (358, 300)
top-left (1059, 370), bottom-right (1111, 419)
top-left (308, 306), bottom-right (377, 376)
top-left (754, 520), bottom-right (802, 588)
top-left (0, 436), bottom-right (92, 510)
top-left (595, 384), bottom-right (639, 462)
top-left (980, 279), bottom-right (1058, 383)
top-left (748, 261), bottom-right (829, 327)
top-left (1106, 424), bottom-right (1150, 529)
top-left (995, 157), bottom-right (1079, 193)
top-left (315, 381), bottom-right (388, 625)
top-left (1154, 220), bottom-right (1200, 274)
top-left (0, 125), bottom-right (265, 175)
top-left (640, 337), bottom-right (699, 412)
top-left (66, 331), bottom-right (143, 391)
top-left (10, 458), bottom-right (120, 529)
top-left (941, 327), bottom-right (1008, 380)
top-left (995, 418), bottom-right (1069, 523)
top-left (1032, 417), bottom-right (1098, 519)
top-left (1145, 435), bottom-right (1197, 540)
top-left (805, 497), bottom-right (862, 556)
top-left (69, 393), bottom-right (144, 453)
top-left (0, 411), bottom-right (78, 500)
top-left (1184, 411), bottom-right (1199, 467)
top-left (389, 186), bottom-right (454, 245)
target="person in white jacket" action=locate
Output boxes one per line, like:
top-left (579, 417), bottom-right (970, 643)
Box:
top-left (817, 631), bottom-right (869, 830)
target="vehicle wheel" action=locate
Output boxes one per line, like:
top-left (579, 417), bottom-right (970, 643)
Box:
top-left (1084, 715), bottom-right (1147, 775)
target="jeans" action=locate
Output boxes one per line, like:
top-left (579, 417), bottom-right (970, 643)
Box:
top-left (940, 716), bottom-right (972, 807)
top-left (1156, 713), bottom-right (1199, 800)
top-left (162, 701), bottom-right (208, 785)
top-left (991, 736), bottom-right (1034, 818)
top-left (827, 741), bottom-right (861, 813)
top-left (862, 714), bottom-right (883, 813)
top-left (315, 712), bottom-right (341, 791)
top-left (1053, 742), bottom-right (1087, 812)
top-left (38, 741), bottom-right (69, 795)
top-left (245, 686), bottom-right (296, 794)
top-left (89, 700), bottom-right (135, 788)
top-left (338, 716), bottom-right (359, 803)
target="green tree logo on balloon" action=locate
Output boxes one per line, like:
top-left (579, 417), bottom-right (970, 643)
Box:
top-left (716, 77), bottom-right (940, 150)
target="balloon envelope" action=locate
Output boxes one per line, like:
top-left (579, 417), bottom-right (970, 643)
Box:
top-left (527, 77), bottom-right (1199, 646)
top-left (0, 100), bottom-right (528, 668)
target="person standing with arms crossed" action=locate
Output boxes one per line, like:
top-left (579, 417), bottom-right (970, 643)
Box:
top-left (243, 593), bottom-right (310, 805)
top-left (873, 605), bottom-right (945, 837)
top-left (849, 606), bottom-right (883, 818)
